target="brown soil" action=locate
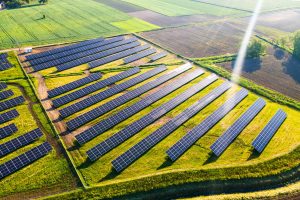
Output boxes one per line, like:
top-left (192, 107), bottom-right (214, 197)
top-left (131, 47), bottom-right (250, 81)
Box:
top-left (94, 0), bottom-right (146, 13)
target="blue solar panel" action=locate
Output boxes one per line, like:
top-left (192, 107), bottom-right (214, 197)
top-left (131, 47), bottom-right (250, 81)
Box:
top-left (0, 124), bottom-right (18, 140)
top-left (150, 52), bottom-right (168, 62)
top-left (67, 63), bottom-right (192, 132)
top-left (0, 90), bottom-right (14, 101)
top-left (59, 66), bottom-right (167, 118)
top-left (211, 98), bottom-right (266, 156)
top-left (123, 49), bottom-right (157, 64)
top-left (0, 96), bottom-right (25, 112)
top-left (0, 53), bottom-right (8, 59)
top-left (167, 89), bottom-right (248, 162)
top-left (111, 82), bottom-right (232, 172)
top-left (0, 110), bottom-right (19, 124)
top-left (76, 68), bottom-right (204, 145)
top-left (0, 142), bottom-right (52, 180)
top-left (0, 62), bottom-right (12, 71)
top-left (87, 74), bottom-right (218, 161)
top-left (252, 109), bottom-right (287, 153)
top-left (0, 83), bottom-right (7, 91)
top-left (53, 67), bottom-right (140, 108)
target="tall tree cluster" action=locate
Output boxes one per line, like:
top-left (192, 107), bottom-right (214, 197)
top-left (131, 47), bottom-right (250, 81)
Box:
top-left (293, 32), bottom-right (300, 59)
top-left (2, 0), bottom-right (48, 8)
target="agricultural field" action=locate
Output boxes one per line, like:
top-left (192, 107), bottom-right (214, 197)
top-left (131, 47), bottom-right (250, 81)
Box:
top-left (95, 0), bottom-right (146, 13)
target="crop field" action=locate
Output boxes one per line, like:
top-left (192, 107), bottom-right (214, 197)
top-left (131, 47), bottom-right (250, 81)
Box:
top-left (0, 0), bottom-right (159, 50)
top-left (95, 0), bottom-right (146, 13)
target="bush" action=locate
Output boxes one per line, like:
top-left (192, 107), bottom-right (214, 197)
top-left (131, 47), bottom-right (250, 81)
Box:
top-left (247, 39), bottom-right (266, 58)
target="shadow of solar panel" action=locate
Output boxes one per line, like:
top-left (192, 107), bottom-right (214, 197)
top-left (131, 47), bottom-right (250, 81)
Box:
top-left (48, 73), bottom-right (102, 98)
top-left (0, 110), bottom-right (19, 124)
top-left (0, 96), bottom-right (25, 112)
top-left (0, 124), bottom-right (18, 140)
top-left (59, 66), bottom-right (167, 118)
top-left (56, 41), bottom-right (141, 72)
top-left (150, 52), bottom-right (168, 62)
top-left (0, 128), bottom-right (43, 157)
top-left (53, 67), bottom-right (140, 108)
top-left (0, 142), bottom-right (52, 180)
top-left (211, 98), bottom-right (266, 157)
top-left (252, 109), bottom-right (287, 153)
top-left (68, 63), bottom-right (192, 132)
top-left (77, 68), bottom-right (204, 146)
top-left (87, 74), bottom-right (218, 161)
top-left (0, 83), bottom-right (7, 91)
top-left (111, 81), bottom-right (232, 172)
top-left (167, 89), bottom-right (248, 162)
top-left (26, 37), bottom-right (104, 60)
top-left (0, 90), bottom-right (14, 101)
top-left (123, 49), bottom-right (157, 64)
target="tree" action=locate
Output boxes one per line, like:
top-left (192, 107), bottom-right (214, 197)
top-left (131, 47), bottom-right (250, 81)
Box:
top-left (246, 39), bottom-right (266, 58)
top-left (39, 0), bottom-right (48, 4)
top-left (293, 31), bottom-right (300, 59)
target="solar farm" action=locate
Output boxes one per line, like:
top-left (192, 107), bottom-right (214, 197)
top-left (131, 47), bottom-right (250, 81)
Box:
top-left (0, 0), bottom-right (299, 199)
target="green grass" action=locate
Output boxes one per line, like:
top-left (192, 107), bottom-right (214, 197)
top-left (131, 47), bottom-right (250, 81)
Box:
top-left (0, 0), bottom-right (159, 50)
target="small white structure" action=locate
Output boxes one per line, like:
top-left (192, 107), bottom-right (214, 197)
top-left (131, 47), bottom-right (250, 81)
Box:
top-left (24, 47), bottom-right (33, 53)
top-left (0, 2), bottom-right (5, 10)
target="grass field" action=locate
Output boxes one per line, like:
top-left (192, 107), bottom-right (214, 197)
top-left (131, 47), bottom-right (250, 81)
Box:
top-left (0, 0), bottom-right (159, 50)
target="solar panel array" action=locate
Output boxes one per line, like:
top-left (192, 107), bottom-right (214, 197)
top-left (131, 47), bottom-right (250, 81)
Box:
top-left (0, 96), bottom-right (25, 112)
top-left (211, 98), bottom-right (266, 157)
top-left (0, 83), bottom-right (7, 91)
top-left (56, 41), bottom-right (141, 72)
top-left (31, 37), bottom-right (135, 72)
top-left (0, 128), bottom-right (43, 157)
top-left (76, 69), bottom-right (204, 145)
top-left (26, 37), bottom-right (104, 60)
top-left (0, 90), bottom-right (14, 101)
top-left (88, 44), bottom-right (151, 69)
top-left (0, 110), bottom-right (19, 124)
top-left (48, 73), bottom-right (102, 98)
top-left (150, 52), bottom-right (168, 62)
top-left (252, 109), bottom-right (287, 153)
top-left (167, 89), bottom-right (248, 161)
top-left (111, 82), bottom-right (231, 172)
top-left (0, 124), bottom-right (18, 140)
top-left (59, 66), bottom-right (167, 118)
top-left (0, 142), bottom-right (52, 180)
top-left (53, 67), bottom-right (140, 108)
top-left (0, 53), bottom-right (8, 59)
top-left (123, 49), bottom-right (157, 64)
top-left (87, 74), bottom-right (218, 161)
top-left (68, 63), bottom-right (192, 131)
top-left (0, 62), bottom-right (12, 71)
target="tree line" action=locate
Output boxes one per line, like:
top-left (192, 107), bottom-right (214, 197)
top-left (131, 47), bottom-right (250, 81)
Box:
top-left (2, 0), bottom-right (48, 8)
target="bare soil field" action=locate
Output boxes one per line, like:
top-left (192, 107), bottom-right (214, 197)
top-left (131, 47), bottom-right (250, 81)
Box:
top-left (94, 0), bottom-right (146, 13)
top-left (141, 22), bottom-right (246, 58)
top-left (219, 47), bottom-right (300, 101)
top-left (128, 10), bottom-right (219, 27)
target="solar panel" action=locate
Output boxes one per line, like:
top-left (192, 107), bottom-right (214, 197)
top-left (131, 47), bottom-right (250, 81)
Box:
top-left (0, 83), bottom-right (7, 91)
top-left (87, 74), bottom-right (218, 161)
top-left (166, 89), bottom-right (248, 162)
top-left (59, 66), bottom-right (167, 118)
top-left (67, 63), bottom-right (192, 131)
top-left (0, 96), bottom-right (25, 112)
top-left (0, 128), bottom-right (43, 157)
top-left (53, 67), bottom-right (140, 108)
top-left (0, 110), bottom-right (19, 124)
top-left (25, 37), bottom-right (104, 60)
top-left (56, 41), bottom-right (141, 72)
top-left (123, 49), bottom-right (157, 64)
top-left (88, 44), bottom-right (151, 69)
top-left (48, 73), bottom-right (102, 98)
top-left (0, 124), bottom-right (18, 140)
top-left (31, 37), bottom-right (136, 72)
top-left (210, 98), bottom-right (266, 157)
top-left (252, 109), bottom-right (287, 153)
top-left (0, 142), bottom-right (52, 180)
top-left (150, 52), bottom-right (168, 62)
top-left (0, 53), bottom-right (8, 59)
top-left (0, 90), bottom-right (14, 101)
top-left (111, 82), bottom-right (232, 172)
top-left (76, 69), bottom-right (204, 145)
top-left (0, 62), bottom-right (12, 71)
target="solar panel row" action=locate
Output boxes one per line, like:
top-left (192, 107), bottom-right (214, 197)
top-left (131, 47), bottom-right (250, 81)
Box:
top-left (48, 73), bottom-right (102, 98)
top-left (0, 124), bottom-right (18, 140)
top-left (211, 98), bottom-right (266, 157)
top-left (0, 110), bottom-right (19, 124)
top-left (88, 44), bottom-right (151, 69)
top-left (29, 36), bottom-right (124, 66)
top-left (0, 90), bottom-right (14, 101)
top-left (150, 52), bottom-right (168, 62)
top-left (56, 41), bottom-right (141, 72)
top-left (252, 109), bottom-right (287, 153)
top-left (123, 49), bottom-right (157, 64)
top-left (0, 53), bottom-right (8, 59)
top-left (0, 62), bottom-right (12, 71)
top-left (59, 66), bottom-right (167, 118)
top-left (0, 96), bottom-right (25, 112)
top-left (76, 68), bottom-right (204, 145)
top-left (0, 83), bottom-right (7, 91)
top-left (0, 128), bottom-right (43, 157)
top-left (87, 74), bottom-right (218, 161)
top-left (53, 67), bottom-right (140, 108)
top-left (167, 89), bottom-right (248, 162)
top-left (0, 142), bottom-right (52, 180)
top-left (31, 37), bottom-right (135, 72)
top-left (67, 63), bottom-right (192, 132)
top-left (26, 37), bottom-right (104, 60)
top-left (111, 81), bottom-right (232, 172)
